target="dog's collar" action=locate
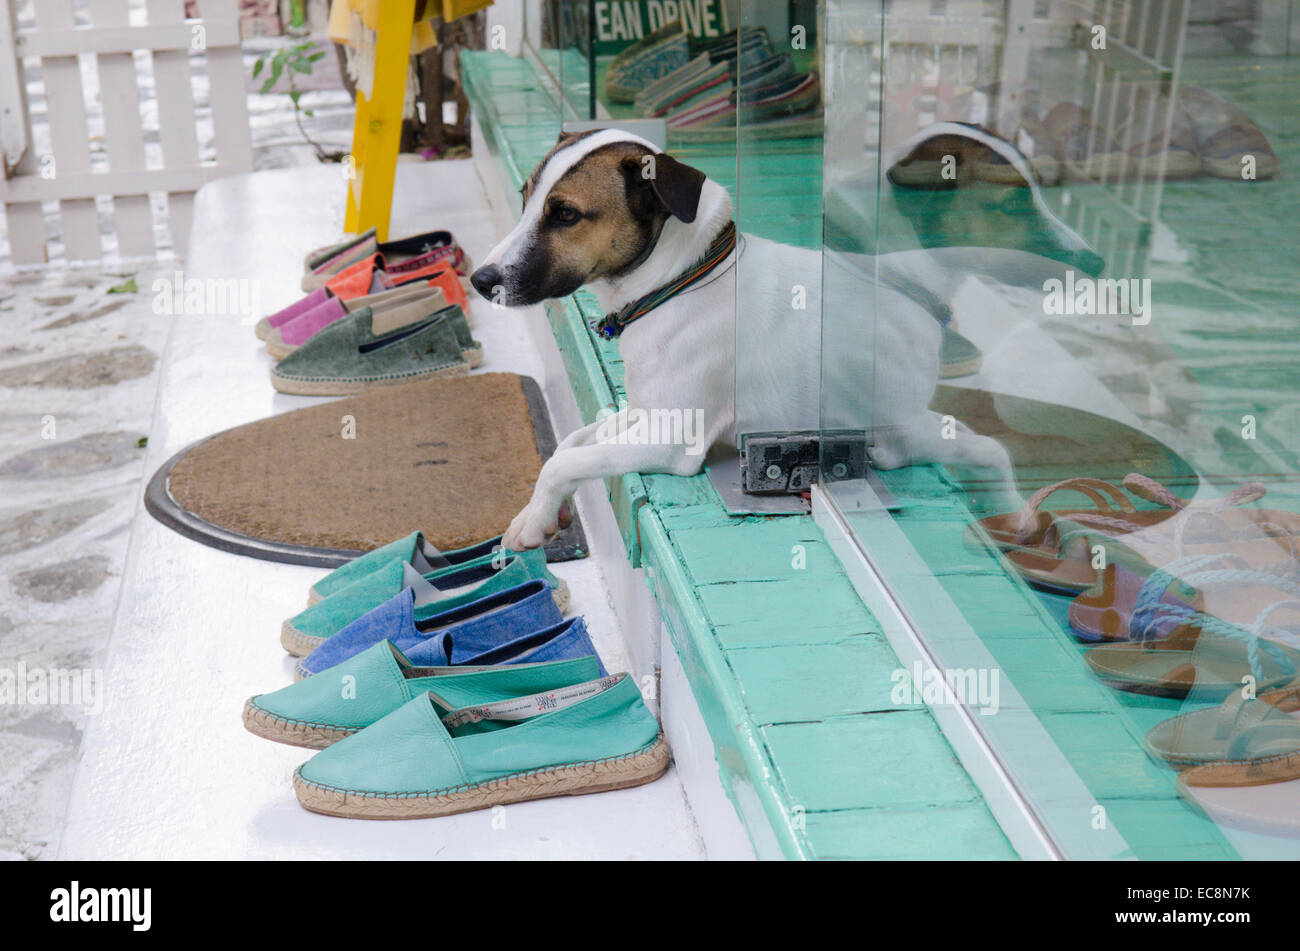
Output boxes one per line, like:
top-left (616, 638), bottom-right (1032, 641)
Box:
top-left (592, 221), bottom-right (737, 340)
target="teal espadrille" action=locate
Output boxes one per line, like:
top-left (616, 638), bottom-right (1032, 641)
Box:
top-left (307, 532), bottom-right (506, 606)
top-left (292, 672), bottom-right (668, 818)
top-left (244, 648), bottom-right (601, 749)
top-left (279, 548), bottom-right (568, 657)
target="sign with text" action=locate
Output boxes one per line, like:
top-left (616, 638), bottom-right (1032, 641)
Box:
top-left (590, 0), bottom-right (730, 54)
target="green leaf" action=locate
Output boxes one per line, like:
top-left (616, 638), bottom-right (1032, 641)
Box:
top-left (288, 90), bottom-right (302, 106)
top-left (252, 57), bottom-right (265, 78)
top-left (135, 436), bottom-right (148, 449)
top-left (303, 109), bottom-right (315, 118)
top-left (107, 277), bottom-right (137, 294)
top-left (308, 51), bottom-right (326, 62)
top-left (265, 57), bottom-right (284, 90)
top-left (290, 59), bottom-right (312, 74)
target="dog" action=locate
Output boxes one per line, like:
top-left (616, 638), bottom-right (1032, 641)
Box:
top-left (470, 124), bottom-right (1105, 551)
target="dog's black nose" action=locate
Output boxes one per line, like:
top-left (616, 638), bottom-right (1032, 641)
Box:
top-left (470, 265), bottom-right (501, 300)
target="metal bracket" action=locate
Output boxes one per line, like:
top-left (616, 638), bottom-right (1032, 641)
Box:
top-left (740, 430), bottom-right (873, 494)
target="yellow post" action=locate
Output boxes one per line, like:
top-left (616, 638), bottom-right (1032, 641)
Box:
top-left (344, 0), bottom-right (417, 241)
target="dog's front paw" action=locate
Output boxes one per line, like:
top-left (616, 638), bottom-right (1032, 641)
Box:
top-left (503, 502), bottom-right (560, 551)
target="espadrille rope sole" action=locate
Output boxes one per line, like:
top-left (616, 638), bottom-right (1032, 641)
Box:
top-left (268, 339), bottom-right (483, 366)
top-left (270, 360), bottom-right (470, 396)
top-left (282, 578), bottom-right (572, 658)
top-left (293, 734), bottom-right (670, 819)
top-left (242, 698), bottom-right (358, 749)
top-left (280, 620), bottom-right (326, 658)
top-left (551, 577), bottom-right (570, 612)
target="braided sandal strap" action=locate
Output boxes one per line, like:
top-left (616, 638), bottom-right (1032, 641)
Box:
top-left (1131, 556), bottom-right (1300, 643)
top-left (1122, 473), bottom-right (1189, 511)
top-left (1136, 602), bottom-right (1298, 682)
top-left (1013, 477), bottom-right (1136, 541)
top-left (1131, 553), bottom-right (1248, 636)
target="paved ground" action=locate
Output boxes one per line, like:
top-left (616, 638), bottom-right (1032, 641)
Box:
top-left (0, 24), bottom-right (362, 860)
top-left (0, 267), bottom-right (172, 860)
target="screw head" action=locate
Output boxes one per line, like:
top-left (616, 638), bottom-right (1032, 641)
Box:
top-left (765, 464), bottom-right (782, 480)
top-left (831, 463), bottom-right (848, 478)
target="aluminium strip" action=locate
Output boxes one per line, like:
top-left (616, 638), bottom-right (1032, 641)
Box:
top-left (813, 484), bottom-right (1134, 861)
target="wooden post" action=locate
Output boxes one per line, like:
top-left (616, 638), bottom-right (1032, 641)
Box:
top-left (344, 0), bottom-right (417, 241)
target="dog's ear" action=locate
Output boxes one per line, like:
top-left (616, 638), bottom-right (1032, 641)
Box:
top-left (621, 152), bottom-right (706, 223)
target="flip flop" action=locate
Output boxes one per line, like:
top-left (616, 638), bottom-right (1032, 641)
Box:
top-left (1084, 600), bottom-right (1300, 699)
top-left (1145, 679), bottom-right (1300, 769)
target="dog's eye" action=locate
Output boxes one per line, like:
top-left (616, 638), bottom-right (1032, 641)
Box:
top-left (552, 205), bottom-right (582, 225)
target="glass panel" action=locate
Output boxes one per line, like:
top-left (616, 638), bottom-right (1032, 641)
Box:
top-left (544, 0), bottom-right (596, 119)
top-left (734, 0), bottom-right (825, 446)
top-left (819, 0), bottom-right (1300, 858)
top-left (532, 1), bottom-right (741, 124)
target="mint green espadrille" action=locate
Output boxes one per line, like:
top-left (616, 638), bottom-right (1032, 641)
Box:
top-left (243, 647), bottom-right (601, 749)
top-left (307, 532), bottom-right (506, 607)
top-left (292, 672), bottom-right (668, 819)
top-left (279, 548), bottom-right (568, 657)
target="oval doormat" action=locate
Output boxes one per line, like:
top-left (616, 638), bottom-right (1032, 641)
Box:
top-left (145, 373), bottom-right (586, 566)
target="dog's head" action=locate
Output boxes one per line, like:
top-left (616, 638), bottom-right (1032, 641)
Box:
top-left (470, 129), bottom-right (707, 307)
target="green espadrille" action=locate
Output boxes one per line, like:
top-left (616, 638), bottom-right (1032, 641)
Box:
top-left (270, 303), bottom-right (481, 396)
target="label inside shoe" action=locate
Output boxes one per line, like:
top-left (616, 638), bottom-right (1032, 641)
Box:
top-left (439, 674), bottom-right (624, 729)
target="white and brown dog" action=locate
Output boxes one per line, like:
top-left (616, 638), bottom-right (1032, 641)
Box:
top-left (470, 125), bottom-right (1104, 551)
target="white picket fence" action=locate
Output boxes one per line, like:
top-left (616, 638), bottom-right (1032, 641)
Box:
top-left (0, 0), bottom-right (252, 265)
top-left (826, 0), bottom-right (1189, 276)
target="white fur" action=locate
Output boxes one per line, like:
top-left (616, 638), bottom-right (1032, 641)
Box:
top-left (482, 124), bottom-right (1089, 549)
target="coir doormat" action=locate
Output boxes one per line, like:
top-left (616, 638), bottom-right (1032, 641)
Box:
top-left (145, 373), bottom-right (587, 566)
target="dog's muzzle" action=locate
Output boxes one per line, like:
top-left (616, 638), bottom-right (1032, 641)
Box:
top-left (469, 264), bottom-right (502, 301)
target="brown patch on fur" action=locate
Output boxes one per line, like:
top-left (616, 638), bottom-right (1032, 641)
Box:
top-left (539, 142), bottom-right (664, 282)
top-left (500, 134), bottom-right (707, 305)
